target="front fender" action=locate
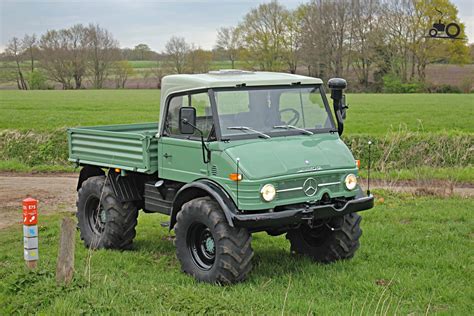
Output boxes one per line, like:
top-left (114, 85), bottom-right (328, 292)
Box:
top-left (170, 179), bottom-right (239, 230)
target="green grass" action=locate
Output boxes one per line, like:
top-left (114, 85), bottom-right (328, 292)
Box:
top-left (127, 60), bottom-right (160, 68)
top-left (0, 192), bottom-right (472, 314)
top-left (344, 94), bottom-right (474, 134)
top-left (0, 90), bottom-right (161, 132)
top-left (359, 166), bottom-right (474, 183)
top-left (0, 160), bottom-right (75, 173)
top-left (1, 91), bottom-right (473, 134)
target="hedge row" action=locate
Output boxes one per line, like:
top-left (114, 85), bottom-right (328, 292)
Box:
top-left (1, 129), bottom-right (472, 171)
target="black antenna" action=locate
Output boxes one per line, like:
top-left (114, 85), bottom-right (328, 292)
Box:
top-left (236, 158), bottom-right (240, 209)
top-left (367, 140), bottom-right (372, 195)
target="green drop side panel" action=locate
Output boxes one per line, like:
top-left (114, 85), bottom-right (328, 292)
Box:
top-left (68, 122), bottom-right (159, 174)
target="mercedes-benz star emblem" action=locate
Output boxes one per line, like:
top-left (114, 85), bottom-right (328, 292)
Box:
top-left (303, 178), bottom-right (317, 197)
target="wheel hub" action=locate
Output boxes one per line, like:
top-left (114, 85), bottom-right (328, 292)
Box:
top-left (188, 223), bottom-right (216, 270)
top-left (99, 209), bottom-right (107, 224)
top-left (85, 196), bottom-right (106, 234)
top-left (204, 235), bottom-right (215, 254)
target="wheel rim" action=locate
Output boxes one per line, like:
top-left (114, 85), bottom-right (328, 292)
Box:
top-left (85, 195), bottom-right (106, 235)
top-left (187, 223), bottom-right (216, 270)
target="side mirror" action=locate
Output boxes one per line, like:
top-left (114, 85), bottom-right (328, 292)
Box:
top-left (179, 107), bottom-right (196, 134)
top-left (328, 78), bottom-right (347, 101)
top-left (341, 95), bottom-right (347, 120)
top-left (328, 78), bottom-right (348, 136)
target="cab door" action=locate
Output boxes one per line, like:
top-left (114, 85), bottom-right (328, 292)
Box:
top-left (158, 91), bottom-right (214, 182)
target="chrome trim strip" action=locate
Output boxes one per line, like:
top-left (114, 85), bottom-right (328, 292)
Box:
top-left (318, 181), bottom-right (341, 187)
top-left (276, 186), bottom-right (303, 193)
top-left (276, 181), bottom-right (340, 193)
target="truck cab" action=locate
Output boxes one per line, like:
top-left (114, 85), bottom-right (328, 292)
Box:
top-left (69, 70), bottom-right (374, 284)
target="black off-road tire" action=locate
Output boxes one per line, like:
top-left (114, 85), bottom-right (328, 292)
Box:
top-left (286, 213), bottom-right (362, 263)
top-left (174, 197), bottom-right (253, 284)
top-left (76, 175), bottom-right (138, 250)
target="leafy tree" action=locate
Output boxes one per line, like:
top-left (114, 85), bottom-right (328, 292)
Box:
top-left (188, 45), bottom-right (212, 73)
top-left (238, 0), bottom-right (289, 71)
top-left (134, 43), bottom-right (152, 60)
top-left (113, 60), bottom-right (134, 88)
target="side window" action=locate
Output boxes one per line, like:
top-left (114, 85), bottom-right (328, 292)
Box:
top-left (165, 95), bottom-right (185, 136)
top-left (191, 93), bottom-right (213, 139)
top-left (165, 92), bottom-right (214, 139)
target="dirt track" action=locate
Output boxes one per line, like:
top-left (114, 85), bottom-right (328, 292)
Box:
top-left (0, 173), bottom-right (472, 230)
top-left (0, 174), bottom-right (76, 229)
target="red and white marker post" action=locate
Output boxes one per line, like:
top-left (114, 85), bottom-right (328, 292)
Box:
top-left (22, 198), bottom-right (39, 269)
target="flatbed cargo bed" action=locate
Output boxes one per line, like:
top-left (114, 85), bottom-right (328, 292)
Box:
top-left (68, 122), bottom-right (159, 174)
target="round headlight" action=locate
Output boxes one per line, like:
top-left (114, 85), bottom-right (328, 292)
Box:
top-left (260, 184), bottom-right (276, 202)
top-left (344, 174), bottom-right (357, 190)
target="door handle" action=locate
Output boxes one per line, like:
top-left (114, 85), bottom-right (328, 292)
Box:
top-left (163, 153), bottom-right (172, 159)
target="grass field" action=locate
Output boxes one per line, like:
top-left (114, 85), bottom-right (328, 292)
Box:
top-left (1, 90), bottom-right (473, 134)
top-left (0, 192), bottom-right (472, 314)
top-left (1, 90), bottom-right (472, 179)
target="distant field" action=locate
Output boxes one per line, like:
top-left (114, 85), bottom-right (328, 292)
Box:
top-left (0, 90), bottom-right (472, 134)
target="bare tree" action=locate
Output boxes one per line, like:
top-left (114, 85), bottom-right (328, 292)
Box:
top-left (215, 27), bottom-right (242, 69)
top-left (67, 24), bottom-right (88, 89)
top-left (299, 1), bottom-right (331, 78)
top-left (86, 24), bottom-right (120, 89)
top-left (351, 0), bottom-right (382, 87)
top-left (165, 36), bottom-right (189, 74)
top-left (39, 26), bottom-right (88, 89)
top-left (39, 30), bottom-right (74, 89)
top-left (22, 34), bottom-right (37, 72)
top-left (5, 37), bottom-right (28, 90)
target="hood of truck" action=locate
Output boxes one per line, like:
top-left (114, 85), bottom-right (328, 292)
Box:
top-left (223, 134), bottom-right (355, 180)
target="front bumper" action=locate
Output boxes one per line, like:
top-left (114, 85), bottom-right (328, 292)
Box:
top-left (232, 195), bottom-right (374, 231)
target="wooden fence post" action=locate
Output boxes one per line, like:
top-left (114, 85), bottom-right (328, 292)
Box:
top-left (56, 217), bottom-right (76, 285)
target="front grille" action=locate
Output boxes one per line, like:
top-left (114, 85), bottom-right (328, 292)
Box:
top-left (276, 173), bottom-right (344, 198)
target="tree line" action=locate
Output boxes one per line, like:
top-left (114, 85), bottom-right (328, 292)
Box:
top-left (4, 24), bottom-right (124, 90)
top-left (215, 0), bottom-right (470, 90)
top-left (1, 0), bottom-right (471, 91)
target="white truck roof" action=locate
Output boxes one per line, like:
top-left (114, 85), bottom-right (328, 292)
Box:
top-left (158, 70), bottom-right (323, 134)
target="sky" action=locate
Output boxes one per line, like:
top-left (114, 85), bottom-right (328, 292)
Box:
top-left (0, 0), bottom-right (473, 53)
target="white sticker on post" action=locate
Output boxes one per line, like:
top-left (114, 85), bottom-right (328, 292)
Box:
top-left (23, 225), bottom-right (38, 237)
top-left (24, 237), bottom-right (38, 249)
top-left (24, 248), bottom-right (39, 261)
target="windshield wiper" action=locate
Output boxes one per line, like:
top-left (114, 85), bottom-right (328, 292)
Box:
top-left (273, 125), bottom-right (313, 135)
top-left (227, 126), bottom-right (271, 139)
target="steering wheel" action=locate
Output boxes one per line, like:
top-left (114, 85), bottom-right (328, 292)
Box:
top-left (279, 108), bottom-right (300, 126)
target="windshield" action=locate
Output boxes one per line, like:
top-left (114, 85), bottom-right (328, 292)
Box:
top-left (214, 86), bottom-right (334, 139)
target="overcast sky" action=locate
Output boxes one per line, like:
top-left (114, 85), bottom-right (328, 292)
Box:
top-left (0, 0), bottom-right (473, 53)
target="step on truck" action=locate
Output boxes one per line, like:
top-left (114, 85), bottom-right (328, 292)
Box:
top-left (68, 70), bottom-right (374, 284)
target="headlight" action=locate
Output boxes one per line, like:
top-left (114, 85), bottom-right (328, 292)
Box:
top-left (344, 174), bottom-right (357, 190)
top-left (260, 184), bottom-right (276, 202)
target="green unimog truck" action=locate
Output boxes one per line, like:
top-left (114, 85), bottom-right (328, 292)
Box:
top-left (68, 70), bottom-right (374, 284)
